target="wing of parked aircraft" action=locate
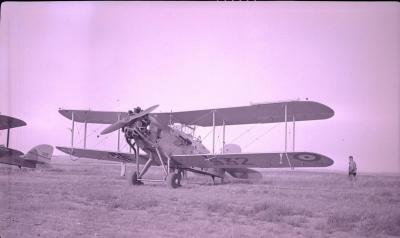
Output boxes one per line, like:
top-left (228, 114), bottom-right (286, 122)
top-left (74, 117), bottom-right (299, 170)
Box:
top-left (56, 146), bottom-right (158, 165)
top-left (0, 115), bottom-right (27, 130)
top-left (171, 152), bottom-right (333, 169)
top-left (58, 100), bottom-right (334, 126)
top-left (56, 100), bottom-right (335, 188)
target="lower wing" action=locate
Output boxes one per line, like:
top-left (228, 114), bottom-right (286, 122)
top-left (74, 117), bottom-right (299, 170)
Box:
top-left (171, 152), bottom-right (333, 169)
top-left (56, 146), bottom-right (159, 165)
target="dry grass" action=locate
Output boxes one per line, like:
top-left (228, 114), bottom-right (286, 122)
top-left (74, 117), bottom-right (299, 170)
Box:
top-left (0, 160), bottom-right (399, 238)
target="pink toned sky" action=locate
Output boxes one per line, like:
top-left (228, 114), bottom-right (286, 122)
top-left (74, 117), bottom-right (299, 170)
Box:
top-left (0, 2), bottom-right (399, 173)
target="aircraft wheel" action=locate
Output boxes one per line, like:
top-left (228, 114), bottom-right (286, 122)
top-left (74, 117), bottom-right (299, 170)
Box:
top-left (166, 172), bottom-right (181, 189)
top-left (127, 171), bottom-right (143, 186)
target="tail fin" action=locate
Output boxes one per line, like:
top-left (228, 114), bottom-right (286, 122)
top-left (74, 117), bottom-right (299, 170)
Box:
top-left (25, 144), bottom-right (53, 164)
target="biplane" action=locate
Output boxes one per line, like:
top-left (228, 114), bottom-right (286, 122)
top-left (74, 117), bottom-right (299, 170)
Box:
top-left (56, 100), bottom-right (334, 188)
top-left (0, 115), bottom-right (53, 168)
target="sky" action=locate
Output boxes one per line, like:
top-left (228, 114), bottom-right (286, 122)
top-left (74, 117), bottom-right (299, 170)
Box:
top-left (0, 2), bottom-right (399, 173)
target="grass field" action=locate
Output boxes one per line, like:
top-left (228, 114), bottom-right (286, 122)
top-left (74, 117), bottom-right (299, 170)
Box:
top-left (1, 158), bottom-right (399, 238)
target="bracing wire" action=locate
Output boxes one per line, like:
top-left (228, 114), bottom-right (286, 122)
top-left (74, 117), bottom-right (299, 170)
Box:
top-left (75, 124), bottom-right (81, 146)
top-left (121, 141), bottom-right (129, 151)
top-left (202, 127), bottom-right (214, 141)
top-left (243, 123), bottom-right (281, 150)
top-left (94, 133), bottom-right (112, 147)
top-left (86, 124), bottom-right (103, 138)
top-left (75, 124), bottom-right (105, 147)
top-left (227, 124), bottom-right (257, 144)
top-left (215, 125), bottom-right (221, 153)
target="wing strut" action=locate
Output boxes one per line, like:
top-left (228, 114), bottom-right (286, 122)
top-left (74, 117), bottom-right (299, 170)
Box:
top-left (212, 110), bottom-right (216, 154)
top-left (69, 112), bottom-right (79, 161)
top-left (285, 104), bottom-right (287, 152)
top-left (84, 120), bottom-right (87, 149)
top-left (117, 113), bottom-right (121, 151)
top-left (222, 120), bottom-right (226, 154)
top-left (71, 112), bottom-right (75, 149)
top-left (6, 128), bottom-right (10, 147)
top-left (292, 114), bottom-right (296, 152)
top-left (284, 104), bottom-right (293, 170)
top-left (136, 143), bottom-right (140, 175)
top-left (117, 113), bottom-right (126, 177)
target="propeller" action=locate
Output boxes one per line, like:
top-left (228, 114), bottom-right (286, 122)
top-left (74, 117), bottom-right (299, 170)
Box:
top-left (100, 105), bottom-right (159, 135)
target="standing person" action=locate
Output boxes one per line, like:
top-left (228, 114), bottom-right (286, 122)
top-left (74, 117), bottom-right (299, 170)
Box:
top-left (348, 156), bottom-right (357, 181)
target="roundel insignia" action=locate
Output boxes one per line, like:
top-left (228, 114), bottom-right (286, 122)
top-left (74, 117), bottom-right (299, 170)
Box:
top-left (294, 153), bottom-right (320, 161)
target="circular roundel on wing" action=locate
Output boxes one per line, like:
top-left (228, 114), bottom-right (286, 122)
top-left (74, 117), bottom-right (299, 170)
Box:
top-left (294, 153), bottom-right (320, 161)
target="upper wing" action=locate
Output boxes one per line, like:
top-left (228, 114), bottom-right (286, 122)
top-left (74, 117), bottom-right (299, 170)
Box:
top-left (153, 101), bottom-right (334, 126)
top-left (58, 110), bottom-right (128, 124)
top-left (171, 152), bottom-right (334, 169)
top-left (58, 100), bottom-right (334, 126)
top-left (0, 115), bottom-right (27, 130)
top-left (56, 146), bottom-right (159, 165)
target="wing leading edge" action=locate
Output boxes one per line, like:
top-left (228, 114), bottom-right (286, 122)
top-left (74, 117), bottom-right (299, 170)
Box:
top-left (0, 115), bottom-right (27, 130)
top-left (58, 100), bottom-right (334, 126)
top-left (56, 146), bottom-right (159, 165)
top-left (171, 152), bottom-right (334, 169)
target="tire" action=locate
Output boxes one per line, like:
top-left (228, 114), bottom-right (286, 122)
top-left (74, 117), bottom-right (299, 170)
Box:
top-left (127, 171), bottom-right (143, 186)
top-left (166, 172), bottom-right (181, 189)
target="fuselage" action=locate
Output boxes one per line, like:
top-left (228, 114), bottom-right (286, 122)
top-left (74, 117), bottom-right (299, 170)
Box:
top-left (125, 119), bottom-right (209, 160)
top-left (0, 146), bottom-right (35, 168)
top-left (156, 127), bottom-right (209, 156)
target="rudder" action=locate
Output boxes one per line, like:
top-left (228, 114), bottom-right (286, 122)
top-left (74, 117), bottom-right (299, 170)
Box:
top-left (25, 144), bottom-right (53, 164)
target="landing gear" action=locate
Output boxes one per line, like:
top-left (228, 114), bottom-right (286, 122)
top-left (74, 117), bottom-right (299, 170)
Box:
top-left (166, 172), bottom-right (181, 189)
top-left (211, 176), bottom-right (224, 185)
top-left (127, 171), bottom-right (144, 186)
